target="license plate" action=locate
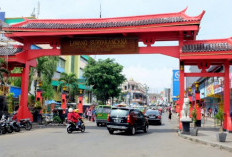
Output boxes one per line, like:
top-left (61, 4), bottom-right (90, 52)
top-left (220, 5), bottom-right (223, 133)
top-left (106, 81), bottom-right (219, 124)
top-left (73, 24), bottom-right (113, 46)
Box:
top-left (114, 119), bottom-right (121, 123)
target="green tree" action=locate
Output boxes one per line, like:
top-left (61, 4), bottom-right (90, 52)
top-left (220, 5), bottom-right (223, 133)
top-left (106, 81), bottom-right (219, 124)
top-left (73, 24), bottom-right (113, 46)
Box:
top-left (83, 58), bottom-right (126, 105)
top-left (33, 56), bottom-right (59, 95)
top-left (58, 72), bottom-right (79, 102)
top-left (0, 58), bottom-right (9, 85)
top-left (8, 67), bottom-right (22, 87)
top-left (41, 81), bottom-right (55, 100)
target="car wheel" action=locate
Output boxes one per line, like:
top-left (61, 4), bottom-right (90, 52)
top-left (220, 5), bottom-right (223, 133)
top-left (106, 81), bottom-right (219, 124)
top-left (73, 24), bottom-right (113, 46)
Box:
top-left (97, 123), bottom-right (100, 127)
top-left (159, 120), bottom-right (162, 125)
top-left (144, 125), bottom-right (148, 133)
top-left (108, 129), bottom-right (114, 134)
top-left (131, 126), bottom-right (136, 135)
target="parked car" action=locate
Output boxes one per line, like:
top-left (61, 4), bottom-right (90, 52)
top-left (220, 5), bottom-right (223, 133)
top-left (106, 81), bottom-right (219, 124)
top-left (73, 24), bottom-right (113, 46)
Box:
top-left (145, 109), bottom-right (162, 125)
top-left (107, 107), bottom-right (149, 135)
top-left (96, 105), bottom-right (112, 126)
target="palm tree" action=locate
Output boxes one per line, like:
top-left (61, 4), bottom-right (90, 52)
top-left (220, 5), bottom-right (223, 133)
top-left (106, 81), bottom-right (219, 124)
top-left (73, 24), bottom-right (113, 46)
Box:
top-left (58, 72), bottom-right (79, 102)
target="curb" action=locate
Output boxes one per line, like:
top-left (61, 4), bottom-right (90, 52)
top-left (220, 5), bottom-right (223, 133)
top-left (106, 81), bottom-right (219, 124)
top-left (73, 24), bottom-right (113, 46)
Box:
top-left (178, 132), bottom-right (232, 153)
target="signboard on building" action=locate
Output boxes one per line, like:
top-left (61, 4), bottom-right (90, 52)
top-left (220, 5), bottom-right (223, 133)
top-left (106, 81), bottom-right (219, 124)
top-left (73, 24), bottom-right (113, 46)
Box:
top-left (61, 37), bottom-right (138, 55)
top-left (213, 81), bottom-right (222, 94)
top-left (172, 70), bottom-right (179, 101)
top-left (0, 12), bottom-right (5, 22)
top-left (206, 84), bottom-right (214, 97)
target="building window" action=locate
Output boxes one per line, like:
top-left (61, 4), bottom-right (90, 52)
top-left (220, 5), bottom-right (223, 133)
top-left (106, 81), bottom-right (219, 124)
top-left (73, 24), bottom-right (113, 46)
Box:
top-left (71, 56), bottom-right (75, 73)
top-left (79, 68), bottom-right (84, 78)
top-left (132, 85), bottom-right (134, 90)
top-left (124, 86), bottom-right (127, 90)
top-left (58, 58), bottom-right (65, 68)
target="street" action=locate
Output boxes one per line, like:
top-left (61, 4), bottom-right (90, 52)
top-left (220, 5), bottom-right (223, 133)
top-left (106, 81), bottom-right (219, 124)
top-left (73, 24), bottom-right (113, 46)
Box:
top-left (0, 113), bottom-right (231, 157)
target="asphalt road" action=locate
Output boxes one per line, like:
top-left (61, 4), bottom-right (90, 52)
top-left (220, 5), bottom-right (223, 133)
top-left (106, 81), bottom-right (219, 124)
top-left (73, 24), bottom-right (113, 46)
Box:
top-left (0, 113), bottom-right (231, 157)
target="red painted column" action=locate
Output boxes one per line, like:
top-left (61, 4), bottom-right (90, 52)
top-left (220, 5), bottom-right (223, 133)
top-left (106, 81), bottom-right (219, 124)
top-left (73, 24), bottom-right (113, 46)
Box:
top-left (179, 61), bottom-right (185, 130)
top-left (36, 89), bottom-right (43, 114)
top-left (224, 61), bottom-right (232, 131)
top-left (195, 92), bottom-right (201, 126)
top-left (17, 63), bottom-right (33, 121)
top-left (78, 96), bottom-right (83, 115)
top-left (61, 93), bottom-right (67, 110)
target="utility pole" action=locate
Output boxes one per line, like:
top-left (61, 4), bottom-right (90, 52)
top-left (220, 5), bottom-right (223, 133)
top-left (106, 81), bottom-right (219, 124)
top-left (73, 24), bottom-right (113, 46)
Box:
top-left (99, 0), bottom-right (102, 18)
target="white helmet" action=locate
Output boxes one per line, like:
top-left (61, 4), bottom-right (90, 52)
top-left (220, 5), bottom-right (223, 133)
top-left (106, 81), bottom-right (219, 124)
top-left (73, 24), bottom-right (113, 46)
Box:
top-left (68, 108), bottom-right (73, 113)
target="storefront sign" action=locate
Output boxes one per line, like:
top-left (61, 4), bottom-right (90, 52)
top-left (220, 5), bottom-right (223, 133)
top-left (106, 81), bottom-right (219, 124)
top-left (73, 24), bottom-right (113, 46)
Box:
top-left (61, 37), bottom-right (138, 55)
top-left (172, 70), bottom-right (179, 101)
top-left (213, 81), bottom-right (222, 94)
top-left (206, 84), bottom-right (214, 97)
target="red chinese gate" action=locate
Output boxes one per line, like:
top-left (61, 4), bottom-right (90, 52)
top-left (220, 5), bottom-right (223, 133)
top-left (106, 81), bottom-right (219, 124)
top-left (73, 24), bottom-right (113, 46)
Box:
top-left (1, 8), bottom-right (232, 131)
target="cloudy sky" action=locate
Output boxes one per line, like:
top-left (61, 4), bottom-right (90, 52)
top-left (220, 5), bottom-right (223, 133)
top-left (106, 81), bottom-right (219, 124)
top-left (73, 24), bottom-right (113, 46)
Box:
top-left (1, 0), bottom-right (232, 92)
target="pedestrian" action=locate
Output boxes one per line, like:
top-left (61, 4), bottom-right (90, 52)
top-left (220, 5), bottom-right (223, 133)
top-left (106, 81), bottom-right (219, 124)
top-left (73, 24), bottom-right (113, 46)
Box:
top-left (87, 109), bottom-right (92, 121)
top-left (168, 108), bottom-right (172, 121)
top-left (92, 108), bottom-right (97, 122)
top-left (85, 107), bottom-right (89, 119)
top-left (201, 107), bottom-right (205, 124)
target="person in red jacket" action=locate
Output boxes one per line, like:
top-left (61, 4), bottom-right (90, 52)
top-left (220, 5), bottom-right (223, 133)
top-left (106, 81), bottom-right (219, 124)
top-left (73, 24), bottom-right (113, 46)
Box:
top-left (67, 108), bottom-right (76, 123)
top-left (74, 109), bottom-right (82, 128)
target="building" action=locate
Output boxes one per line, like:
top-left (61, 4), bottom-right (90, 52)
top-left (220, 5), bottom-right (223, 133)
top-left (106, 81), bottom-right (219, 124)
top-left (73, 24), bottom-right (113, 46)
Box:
top-left (186, 65), bottom-right (232, 117)
top-left (121, 79), bottom-right (148, 105)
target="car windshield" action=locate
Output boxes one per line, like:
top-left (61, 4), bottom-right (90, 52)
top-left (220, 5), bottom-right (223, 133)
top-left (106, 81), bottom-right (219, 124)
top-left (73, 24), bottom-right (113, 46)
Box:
top-left (145, 110), bottom-right (160, 115)
top-left (110, 109), bottom-right (129, 117)
top-left (102, 107), bottom-right (111, 113)
top-left (97, 107), bottom-right (111, 113)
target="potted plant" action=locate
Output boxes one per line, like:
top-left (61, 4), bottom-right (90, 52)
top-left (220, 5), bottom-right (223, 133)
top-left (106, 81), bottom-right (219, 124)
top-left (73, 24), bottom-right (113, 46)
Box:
top-left (215, 109), bottom-right (227, 142)
top-left (190, 108), bottom-right (198, 136)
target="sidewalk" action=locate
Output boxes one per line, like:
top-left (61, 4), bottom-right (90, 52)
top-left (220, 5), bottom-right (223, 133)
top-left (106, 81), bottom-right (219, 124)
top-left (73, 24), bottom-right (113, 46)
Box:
top-left (173, 113), bottom-right (232, 152)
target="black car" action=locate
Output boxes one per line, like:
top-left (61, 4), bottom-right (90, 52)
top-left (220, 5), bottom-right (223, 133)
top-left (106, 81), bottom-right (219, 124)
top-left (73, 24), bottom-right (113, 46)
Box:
top-left (145, 109), bottom-right (162, 125)
top-left (107, 108), bottom-right (149, 135)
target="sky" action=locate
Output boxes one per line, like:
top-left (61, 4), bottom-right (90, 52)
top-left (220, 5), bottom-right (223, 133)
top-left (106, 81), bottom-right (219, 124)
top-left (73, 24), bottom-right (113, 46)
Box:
top-left (1, 0), bottom-right (232, 93)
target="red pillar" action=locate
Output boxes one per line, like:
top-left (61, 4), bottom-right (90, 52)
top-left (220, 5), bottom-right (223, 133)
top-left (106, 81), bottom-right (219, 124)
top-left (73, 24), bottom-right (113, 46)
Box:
top-left (17, 63), bottom-right (33, 121)
top-left (78, 96), bottom-right (83, 114)
top-left (195, 92), bottom-right (201, 126)
top-left (224, 60), bottom-right (232, 131)
top-left (61, 93), bottom-right (67, 110)
top-left (36, 90), bottom-right (43, 114)
top-left (179, 61), bottom-right (185, 130)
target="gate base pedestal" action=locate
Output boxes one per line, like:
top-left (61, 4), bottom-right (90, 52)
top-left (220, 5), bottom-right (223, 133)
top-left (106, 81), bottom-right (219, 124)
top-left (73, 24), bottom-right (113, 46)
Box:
top-left (17, 106), bottom-right (33, 122)
top-left (181, 121), bottom-right (191, 134)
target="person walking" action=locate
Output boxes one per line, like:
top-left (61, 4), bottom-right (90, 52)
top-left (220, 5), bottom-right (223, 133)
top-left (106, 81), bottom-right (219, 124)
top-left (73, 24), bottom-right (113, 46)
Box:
top-left (168, 108), bottom-right (172, 121)
top-left (87, 108), bottom-right (92, 121)
top-left (201, 107), bottom-right (205, 124)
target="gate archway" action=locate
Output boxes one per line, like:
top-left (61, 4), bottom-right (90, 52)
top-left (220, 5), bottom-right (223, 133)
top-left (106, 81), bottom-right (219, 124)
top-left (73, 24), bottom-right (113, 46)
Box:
top-left (1, 8), bottom-right (231, 131)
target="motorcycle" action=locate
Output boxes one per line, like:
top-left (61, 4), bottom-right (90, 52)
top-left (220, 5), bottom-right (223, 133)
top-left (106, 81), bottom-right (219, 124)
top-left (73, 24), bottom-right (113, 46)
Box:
top-left (9, 120), bottom-right (20, 132)
top-left (67, 119), bottom-right (85, 133)
top-left (19, 119), bottom-right (32, 130)
top-left (0, 119), bottom-right (13, 134)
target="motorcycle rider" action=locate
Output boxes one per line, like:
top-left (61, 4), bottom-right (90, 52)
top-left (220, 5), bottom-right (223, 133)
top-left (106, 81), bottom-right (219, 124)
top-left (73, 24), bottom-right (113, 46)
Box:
top-left (67, 108), bottom-right (81, 128)
top-left (74, 109), bottom-right (82, 128)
